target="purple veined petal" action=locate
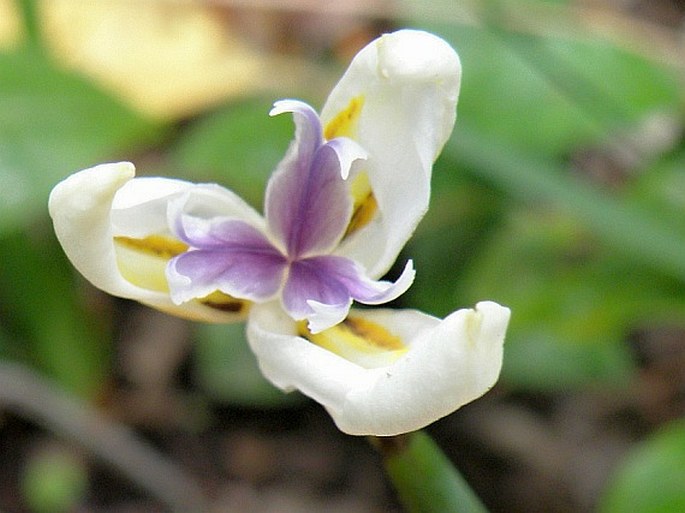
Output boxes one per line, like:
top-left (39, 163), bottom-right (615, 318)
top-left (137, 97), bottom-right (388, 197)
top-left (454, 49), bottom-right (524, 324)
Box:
top-left (166, 219), bottom-right (287, 304)
top-left (173, 212), bottom-right (273, 251)
top-left (265, 100), bottom-right (362, 258)
top-left (281, 255), bottom-right (415, 332)
top-left (168, 184), bottom-right (267, 246)
top-left (269, 100), bottom-right (324, 153)
top-left (306, 255), bottom-right (415, 305)
top-left (281, 258), bottom-right (352, 322)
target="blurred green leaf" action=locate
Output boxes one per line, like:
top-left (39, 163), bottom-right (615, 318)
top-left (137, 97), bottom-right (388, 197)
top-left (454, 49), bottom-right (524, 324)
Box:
top-left (627, 149), bottom-right (685, 224)
top-left (22, 446), bottom-right (88, 513)
top-left (453, 198), bottom-right (685, 387)
top-left (172, 97), bottom-right (293, 208)
top-left (16, 0), bottom-right (41, 49)
top-left (599, 418), bottom-right (685, 513)
top-left (427, 18), bottom-right (680, 157)
top-left (0, 48), bottom-right (163, 235)
top-left (407, 166), bottom-right (506, 317)
top-left (450, 208), bottom-right (652, 389)
top-left (0, 228), bottom-right (110, 398)
top-left (448, 126), bottom-right (685, 282)
top-left (193, 322), bottom-right (302, 408)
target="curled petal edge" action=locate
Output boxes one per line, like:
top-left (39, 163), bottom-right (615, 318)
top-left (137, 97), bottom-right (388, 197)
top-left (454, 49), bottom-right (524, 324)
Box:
top-left (48, 162), bottom-right (245, 323)
top-left (247, 301), bottom-right (510, 436)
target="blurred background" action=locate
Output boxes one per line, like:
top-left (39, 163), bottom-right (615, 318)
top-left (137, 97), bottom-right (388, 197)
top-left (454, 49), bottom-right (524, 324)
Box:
top-left (0, 0), bottom-right (684, 512)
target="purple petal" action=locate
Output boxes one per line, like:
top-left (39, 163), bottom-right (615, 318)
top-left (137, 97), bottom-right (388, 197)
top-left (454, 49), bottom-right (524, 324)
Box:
top-left (265, 100), bottom-right (363, 259)
top-left (174, 213), bottom-right (270, 251)
top-left (166, 219), bottom-right (287, 304)
top-left (281, 255), bottom-right (415, 329)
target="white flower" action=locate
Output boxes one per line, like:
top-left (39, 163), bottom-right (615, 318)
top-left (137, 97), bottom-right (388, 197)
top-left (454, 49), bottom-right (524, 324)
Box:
top-left (49, 30), bottom-right (510, 436)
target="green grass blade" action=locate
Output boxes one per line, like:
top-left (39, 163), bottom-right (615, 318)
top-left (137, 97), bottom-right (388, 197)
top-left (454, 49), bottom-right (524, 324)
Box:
top-left (447, 126), bottom-right (685, 282)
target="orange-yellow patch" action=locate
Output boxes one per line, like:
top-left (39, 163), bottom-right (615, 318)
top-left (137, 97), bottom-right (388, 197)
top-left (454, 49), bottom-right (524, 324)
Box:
top-left (324, 96), bottom-right (364, 139)
top-left (324, 96), bottom-right (378, 237)
top-left (299, 315), bottom-right (408, 368)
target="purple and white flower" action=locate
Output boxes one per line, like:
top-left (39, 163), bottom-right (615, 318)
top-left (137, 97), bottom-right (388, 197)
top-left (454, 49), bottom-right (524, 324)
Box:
top-left (49, 30), bottom-right (510, 436)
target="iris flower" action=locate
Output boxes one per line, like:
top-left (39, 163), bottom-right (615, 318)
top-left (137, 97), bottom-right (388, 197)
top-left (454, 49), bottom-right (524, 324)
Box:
top-left (49, 30), bottom-right (510, 436)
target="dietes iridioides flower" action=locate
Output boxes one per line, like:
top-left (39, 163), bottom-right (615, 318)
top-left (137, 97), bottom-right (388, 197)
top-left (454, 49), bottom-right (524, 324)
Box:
top-left (49, 30), bottom-right (510, 436)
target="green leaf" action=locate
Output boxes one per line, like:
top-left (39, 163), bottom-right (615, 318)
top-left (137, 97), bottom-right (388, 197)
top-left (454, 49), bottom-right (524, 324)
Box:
top-left (406, 166), bottom-right (506, 317)
top-left (599, 419), bottom-right (685, 513)
top-left (626, 149), bottom-right (685, 223)
top-left (193, 322), bottom-right (302, 408)
top-left (171, 97), bottom-right (293, 208)
top-left (451, 208), bottom-right (645, 389)
top-left (422, 19), bottom-right (680, 157)
top-left (0, 228), bottom-right (111, 398)
top-left (448, 126), bottom-right (685, 283)
top-left (381, 431), bottom-right (489, 513)
top-left (0, 48), bottom-right (163, 235)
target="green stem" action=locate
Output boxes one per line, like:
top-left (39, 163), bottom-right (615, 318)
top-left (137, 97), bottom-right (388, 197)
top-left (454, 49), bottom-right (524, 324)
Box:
top-left (377, 431), bottom-right (489, 513)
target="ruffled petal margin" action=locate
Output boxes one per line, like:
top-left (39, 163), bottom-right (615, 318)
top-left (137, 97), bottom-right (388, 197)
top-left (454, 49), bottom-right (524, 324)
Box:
top-left (247, 301), bottom-right (510, 436)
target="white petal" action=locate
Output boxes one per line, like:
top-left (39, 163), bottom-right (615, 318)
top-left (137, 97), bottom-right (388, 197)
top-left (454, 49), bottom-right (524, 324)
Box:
top-left (165, 182), bottom-right (268, 240)
top-left (321, 29), bottom-right (461, 278)
top-left (247, 301), bottom-right (510, 436)
top-left (247, 302), bottom-right (374, 412)
top-left (48, 162), bottom-right (247, 322)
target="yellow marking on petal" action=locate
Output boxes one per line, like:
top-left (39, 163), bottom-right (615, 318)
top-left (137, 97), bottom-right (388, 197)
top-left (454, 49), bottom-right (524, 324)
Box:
top-left (114, 235), bottom-right (188, 293)
top-left (199, 290), bottom-right (250, 314)
top-left (324, 96), bottom-right (364, 139)
top-left (115, 235), bottom-right (188, 258)
top-left (114, 236), bottom-right (248, 317)
top-left (345, 172), bottom-right (378, 237)
top-left (324, 97), bottom-right (378, 236)
top-left (298, 316), bottom-right (408, 369)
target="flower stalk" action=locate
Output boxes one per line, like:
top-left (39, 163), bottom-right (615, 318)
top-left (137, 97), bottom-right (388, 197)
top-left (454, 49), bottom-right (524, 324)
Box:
top-left (378, 431), bottom-right (489, 513)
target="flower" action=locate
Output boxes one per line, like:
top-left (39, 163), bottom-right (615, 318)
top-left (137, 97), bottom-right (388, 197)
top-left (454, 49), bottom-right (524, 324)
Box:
top-left (49, 29), bottom-right (510, 436)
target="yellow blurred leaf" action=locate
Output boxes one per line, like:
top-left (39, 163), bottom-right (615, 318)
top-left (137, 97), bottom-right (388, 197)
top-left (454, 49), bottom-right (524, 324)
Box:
top-left (39, 0), bottom-right (274, 120)
top-left (0, 0), bottom-right (24, 49)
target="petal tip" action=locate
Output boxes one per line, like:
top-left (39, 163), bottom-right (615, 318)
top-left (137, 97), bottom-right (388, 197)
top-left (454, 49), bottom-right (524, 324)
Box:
top-left (375, 29), bottom-right (461, 85)
top-left (305, 299), bottom-right (352, 334)
top-left (49, 161), bottom-right (136, 218)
